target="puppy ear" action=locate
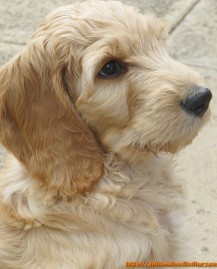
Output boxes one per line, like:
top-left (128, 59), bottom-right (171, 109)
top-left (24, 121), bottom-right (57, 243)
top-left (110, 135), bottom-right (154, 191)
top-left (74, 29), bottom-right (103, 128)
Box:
top-left (0, 37), bottom-right (104, 194)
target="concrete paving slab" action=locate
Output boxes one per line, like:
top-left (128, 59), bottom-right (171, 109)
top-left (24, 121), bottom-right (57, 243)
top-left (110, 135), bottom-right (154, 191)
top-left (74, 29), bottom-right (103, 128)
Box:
top-left (169, 0), bottom-right (217, 261)
top-left (0, 0), bottom-right (198, 45)
top-left (169, 0), bottom-right (217, 70)
top-left (0, 0), bottom-right (74, 45)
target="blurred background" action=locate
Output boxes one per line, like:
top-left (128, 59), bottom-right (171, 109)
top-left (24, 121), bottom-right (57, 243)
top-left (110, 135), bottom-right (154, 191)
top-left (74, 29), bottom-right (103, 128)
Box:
top-left (0, 0), bottom-right (216, 261)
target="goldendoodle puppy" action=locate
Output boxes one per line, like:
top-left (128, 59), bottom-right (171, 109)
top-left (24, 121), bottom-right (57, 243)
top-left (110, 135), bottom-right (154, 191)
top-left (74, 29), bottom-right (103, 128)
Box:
top-left (0, 1), bottom-right (212, 268)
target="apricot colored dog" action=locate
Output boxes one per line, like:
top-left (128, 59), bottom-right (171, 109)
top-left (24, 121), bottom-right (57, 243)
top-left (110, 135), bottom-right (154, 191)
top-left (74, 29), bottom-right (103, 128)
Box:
top-left (0, 1), bottom-right (212, 268)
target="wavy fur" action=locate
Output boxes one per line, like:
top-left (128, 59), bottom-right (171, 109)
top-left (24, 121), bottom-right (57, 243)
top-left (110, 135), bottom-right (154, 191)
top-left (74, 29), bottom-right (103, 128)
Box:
top-left (0, 1), bottom-right (210, 268)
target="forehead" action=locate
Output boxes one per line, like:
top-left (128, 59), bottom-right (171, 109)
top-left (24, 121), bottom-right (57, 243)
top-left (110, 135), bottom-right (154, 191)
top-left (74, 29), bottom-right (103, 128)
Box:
top-left (73, 2), bottom-right (167, 58)
top-left (74, 1), bottom-right (165, 30)
top-left (67, 1), bottom-right (167, 42)
top-left (44, 2), bottom-right (167, 45)
top-left (46, 2), bottom-right (167, 56)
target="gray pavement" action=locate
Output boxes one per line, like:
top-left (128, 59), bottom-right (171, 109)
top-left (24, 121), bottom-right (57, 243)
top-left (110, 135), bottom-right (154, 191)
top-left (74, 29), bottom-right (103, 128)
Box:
top-left (0, 0), bottom-right (216, 262)
top-left (170, 0), bottom-right (217, 260)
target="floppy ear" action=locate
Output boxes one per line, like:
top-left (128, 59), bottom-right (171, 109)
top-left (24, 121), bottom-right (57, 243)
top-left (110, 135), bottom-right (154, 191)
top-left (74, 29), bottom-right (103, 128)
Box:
top-left (0, 35), bottom-right (104, 194)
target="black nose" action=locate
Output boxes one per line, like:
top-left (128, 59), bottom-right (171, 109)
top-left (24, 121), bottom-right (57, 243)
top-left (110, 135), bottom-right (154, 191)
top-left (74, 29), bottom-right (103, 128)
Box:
top-left (181, 87), bottom-right (212, 116)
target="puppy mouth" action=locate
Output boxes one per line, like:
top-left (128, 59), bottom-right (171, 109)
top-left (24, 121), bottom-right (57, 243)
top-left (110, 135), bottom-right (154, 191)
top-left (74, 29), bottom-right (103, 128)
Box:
top-left (132, 143), bottom-right (159, 156)
top-left (133, 143), bottom-right (149, 152)
top-left (132, 139), bottom-right (182, 155)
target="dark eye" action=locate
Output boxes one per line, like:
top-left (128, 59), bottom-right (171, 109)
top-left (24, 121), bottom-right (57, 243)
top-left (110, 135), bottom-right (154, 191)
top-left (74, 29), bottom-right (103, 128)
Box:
top-left (99, 60), bottom-right (122, 78)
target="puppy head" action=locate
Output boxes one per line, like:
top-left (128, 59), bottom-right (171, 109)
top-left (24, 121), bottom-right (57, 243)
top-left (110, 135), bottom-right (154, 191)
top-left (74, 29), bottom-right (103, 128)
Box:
top-left (0, 0), bottom-right (212, 187)
top-left (62, 1), bottom-right (211, 160)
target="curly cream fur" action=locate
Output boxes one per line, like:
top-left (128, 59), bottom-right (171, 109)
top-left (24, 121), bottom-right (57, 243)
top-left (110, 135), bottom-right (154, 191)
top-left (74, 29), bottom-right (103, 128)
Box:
top-left (0, 1), bottom-right (210, 268)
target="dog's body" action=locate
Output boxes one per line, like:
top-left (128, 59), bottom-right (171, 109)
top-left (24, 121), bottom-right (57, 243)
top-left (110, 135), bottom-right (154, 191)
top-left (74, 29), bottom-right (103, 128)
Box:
top-left (0, 153), bottom-right (184, 268)
top-left (0, 1), bottom-right (211, 269)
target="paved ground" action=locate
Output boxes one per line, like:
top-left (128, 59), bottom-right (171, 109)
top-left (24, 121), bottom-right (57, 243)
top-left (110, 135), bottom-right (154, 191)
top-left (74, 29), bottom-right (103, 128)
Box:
top-left (0, 0), bottom-right (216, 262)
